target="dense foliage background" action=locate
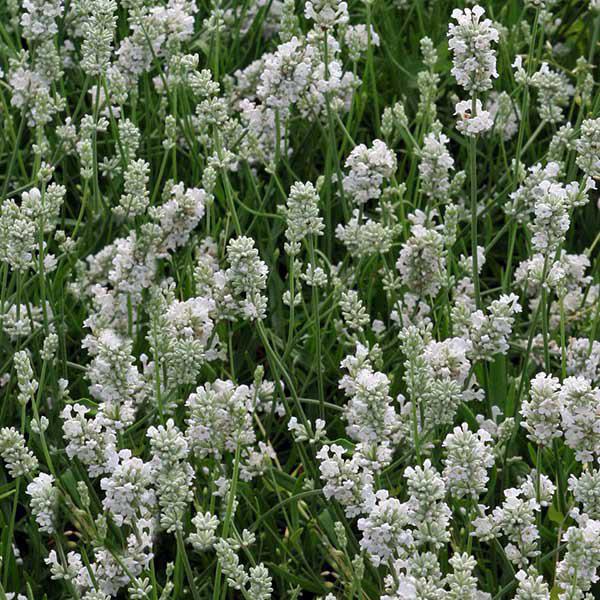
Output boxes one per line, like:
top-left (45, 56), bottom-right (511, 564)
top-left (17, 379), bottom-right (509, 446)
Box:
top-left (0, 0), bottom-right (600, 598)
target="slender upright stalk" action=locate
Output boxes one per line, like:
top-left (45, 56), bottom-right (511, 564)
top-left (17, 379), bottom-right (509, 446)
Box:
top-left (308, 236), bottom-right (324, 417)
top-left (469, 98), bottom-right (481, 309)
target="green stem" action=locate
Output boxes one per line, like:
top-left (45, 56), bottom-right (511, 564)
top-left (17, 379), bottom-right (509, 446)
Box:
top-left (212, 439), bottom-right (242, 600)
top-left (468, 101), bottom-right (481, 309)
top-left (177, 530), bottom-right (201, 600)
top-left (308, 236), bottom-right (324, 418)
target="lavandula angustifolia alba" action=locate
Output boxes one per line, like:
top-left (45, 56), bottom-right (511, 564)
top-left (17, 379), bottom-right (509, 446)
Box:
top-left (81, 0), bottom-right (118, 77)
top-left (100, 449), bottom-right (155, 526)
top-left (448, 5), bottom-right (498, 104)
top-left (473, 486), bottom-right (541, 568)
top-left (14, 350), bottom-right (38, 407)
top-left (403, 459), bottom-right (451, 549)
top-left (114, 158), bottom-right (150, 219)
top-left (576, 118), bottom-right (600, 178)
top-left (396, 211), bottom-right (447, 299)
top-left (357, 490), bottom-right (412, 566)
top-left (0, 428), bottom-right (39, 478)
top-left (188, 511), bottom-right (219, 552)
top-left (280, 181), bottom-right (324, 257)
top-left (225, 236), bottom-right (269, 321)
top-left (418, 130), bottom-right (455, 203)
top-left (342, 139), bottom-right (397, 205)
top-left (559, 377), bottom-right (600, 463)
top-left (442, 423), bottom-right (494, 499)
top-left (317, 443), bottom-right (375, 518)
top-left (26, 473), bottom-right (58, 534)
top-left (4, 0), bottom-right (600, 596)
top-left (555, 516), bottom-right (600, 599)
top-left (448, 5), bottom-right (498, 308)
top-left (185, 379), bottom-right (256, 459)
top-left (339, 343), bottom-right (402, 445)
top-left (20, 0), bottom-right (63, 42)
top-left (529, 63), bottom-right (574, 124)
top-left (415, 37), bottom-right (440, 126)
top-left (147, 419), bottom-right (194, 533)
top-left (521, 373), bottom-right (562, 446)
top-left (345, 25), bottom-right (379, 63)
top-left (280, 180), bottom-right (324, 332)
top-left (304, 0), bottom-right (348, 29)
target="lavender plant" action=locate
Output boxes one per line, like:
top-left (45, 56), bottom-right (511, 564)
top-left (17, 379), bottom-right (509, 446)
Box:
top-left (0, 0), bottom-right (600, 598)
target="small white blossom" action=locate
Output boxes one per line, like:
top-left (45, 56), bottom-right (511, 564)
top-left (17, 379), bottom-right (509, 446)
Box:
top-left (342, 140), bottom-right (396, 205)
top-left (442, 424), bottom-right (494, 499)
top-left (26, 473), bottom-right (59, 534)
top-left (0, 428), bottom-right (39, 478)
top-left (522, 373), bottom-right (563, 446)
top-left (448, 5), bottom-right (499, 93)
top-left (455, 99), bottom-right (494, 136)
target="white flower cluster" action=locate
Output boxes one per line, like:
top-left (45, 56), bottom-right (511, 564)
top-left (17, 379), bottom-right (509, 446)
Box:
top-left (336, 208), bottom-right (398, 259)
top-left (486, 91), bottom-right (520, 140)
top-left (576, 117), bottom-right (600, 177)
top-left (100, 450), bottom-right (155, 526)
top-left (345, 24), bottom-right (379, 62)
top-left (448, 5), bottom-right (498, 136)
top-left (0, 428), bottom-right (39, 477)
top-left (396, 211), bottom-right (447, 298)
top-left (442, 423), bottom-right (494, 499)
top-left (522, 373), bottom-right (562, 445)
top-left (186, 379), bottom-right (256, 459)
top-left (304, 0), bottom-right (348, 28)
top-left (555, 516), bottom-right (600, 599)
top-left (522, 371), bottom-right (600, 462)
top-left (418, 131), bottom-right (455, 202)
top-left (20, 0), bottom-right (64, 41)
top-left (188, 511), bottom-right (219, 551)
top-left (529, 180), bottom-right (572, 255)
top-left (455, 293), bottom-right (522, 361)
top-left (0, 184), bottom-right (65, 273)
top-left (382, 551), bottom-right (487, 599)
top-left (559, 377), bottom-right (600, 463)
top-left (115, 158), bottom-right (150, 219)
top-left (317, 443), bottom-right (376, 518)
top-left (342, 139), bottom-right (397, 205)
top-left (339, 343), bottom-right (402, 444)
top-left (448, 6), bottom-right (499, 93)
top-left (61, 404), bottom-right (118, 477)
top-left (83, 329), bottom-right (146, 427)
top-left (357, 490), bottom-right (412, 566)
top-left (280, 181), bottom-right (324, 256)
top-left (235, 28), bottom-right (358, 163)
top-left (454, 98), bottom-right (495, 136)
top-left (355, 458), bottom-right (451, 566)
top-left (147, 419), bottom-right (194, 533)
top-left (160, 294), bottom-right (220, 384)
top-left (225, 236), bottom-right (269, 321)
top-left (473, 485), bottom-right (541, 568)
top-left (530, 63), bottom-right (574, 123)
top-left (26, 473), bottom-right (59, 534)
